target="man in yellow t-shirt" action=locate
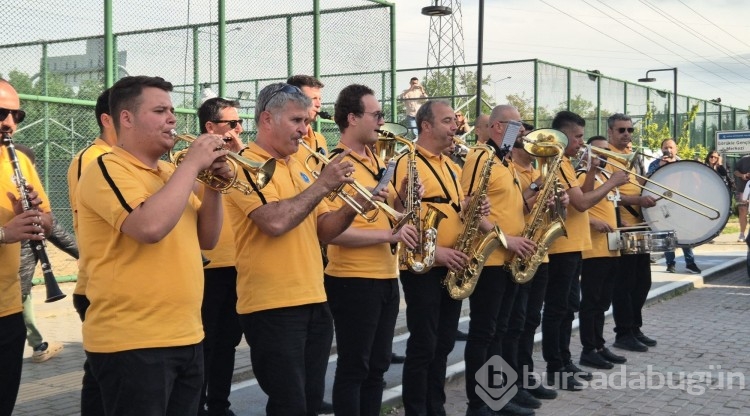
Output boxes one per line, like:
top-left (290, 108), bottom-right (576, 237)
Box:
top-left (288, 74), bottom-right (329, 165)
top-left (0, 79), bottom-right (53, 416)
top-left (605, 113), bottom-right (658, 353)
top-left (393, 100), bottom-right (475, 416)
top-left (577, 135), bottom-right (629, 371)
top-left (77, 76), bottom-right (229, 415)
top-left (196, 97), bottom-right (245, 416)
top-left (461, 104), bottom-right (538, 416)
top-left (66, 88), bottom-right (114, 416)
top-left (542, 111), bottom-right (628, 392)
top-left (323, 84), bottom-right (418, 415)
top-left (225, 83), bottom-right (360, 415)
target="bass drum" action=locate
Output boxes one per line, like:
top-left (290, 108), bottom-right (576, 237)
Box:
top-left (642, 161), bottom-right (730, 247)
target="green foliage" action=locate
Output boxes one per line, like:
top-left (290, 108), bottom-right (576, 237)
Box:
top-left (639, 101), bottom-right (704, 160)
top-left (421, 69), bottom-right (493, 119)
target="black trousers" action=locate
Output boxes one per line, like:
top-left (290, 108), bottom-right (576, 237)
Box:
top-left (325, 276), bottom-right (399, 416)
top-left (464, 266), bottom-right (516, 410)
top-left (611, 253), bottom-right (651, 338)
top-left (516, 264), bottom-right (549, 377)
top-left (200, 267), bottom-right (242, 414)
top-left (542, 252), bottom-right (581, 371)
top-left (240, 303), bottom-right (333, 416)
top-left (73, 293), bottom-right (105, 416)
top-left (580, 257), bottom-right (618, 352)
top-left (0, 312), bottom-right (25, 416)
top-left (400, 267), bottom-right (462, 416)
top-left (87, 344), bottom-right (204, 416)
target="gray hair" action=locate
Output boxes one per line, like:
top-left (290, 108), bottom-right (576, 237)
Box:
top-left (607, 113), bottom-right (632, 129)
top-left (489, 104), bottom-right (517, 124)
top-left (255, 82), bottom-right (311, 122)
top-left (416, 100), bottom-right (450, 134)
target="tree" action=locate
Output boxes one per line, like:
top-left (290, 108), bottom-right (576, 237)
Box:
top-left (421, 69), bottom-right (493, 120)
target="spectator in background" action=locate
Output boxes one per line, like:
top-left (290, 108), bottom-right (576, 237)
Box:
top-left (474, 114), bottom-right (491, 144)
top-left (455, 110), bottom-right (469, 136)
top-left (734, 154), bottom-right (750, 242)
top-left (705, 150), bottom-right (733, 201)
top-left (398, 77), bottom-right (428, 137)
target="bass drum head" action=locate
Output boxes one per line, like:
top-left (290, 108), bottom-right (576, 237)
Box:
top-left (642, 160), bottom-right (730, 246)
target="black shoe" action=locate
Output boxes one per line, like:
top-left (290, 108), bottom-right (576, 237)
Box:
top-left (579, 350), bottom-right (613, 370)
top-left (545, 370), bottom-right (583, 391)
top-left (390, 352), bottom-right (406, 364)
top-left (497, 401), bottom-right (535, 416)
top-left (509, 388), bottom-right (541, 409)
top-left (666, 264), bottom-right (676, 273)
top-left (613, 335), bottom-right (648, 352)
top-left (598, 347), bottom-right (627, 364)
top-left (686, 263), bottom-right (701, 274)
top-left (455, 329), bottom-right (469, 341)
top-left (318, 400), bottom-right (333, 414)
top-left (523, 377), bottom-right (557, 400)
top-left (634, 330), bottom-right (657, 347)
top-left (564, 361), bottom-right (593, 381)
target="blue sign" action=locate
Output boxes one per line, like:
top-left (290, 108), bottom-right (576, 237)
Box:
top-left (716, 130), bottom-right (750, 154)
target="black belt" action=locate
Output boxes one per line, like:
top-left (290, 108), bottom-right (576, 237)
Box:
top-left (422, 197), bottom-right (460, 213)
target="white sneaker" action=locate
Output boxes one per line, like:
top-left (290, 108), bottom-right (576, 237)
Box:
top-left (32, 341), bottom-right (64, 363)
top-left (739, 234), bottom-right (746, 242)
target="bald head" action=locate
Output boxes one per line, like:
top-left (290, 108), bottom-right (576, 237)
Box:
top-left (488, 105), bottom-right (522, 146)
top-left (0, 80), bottom-right (22, 135)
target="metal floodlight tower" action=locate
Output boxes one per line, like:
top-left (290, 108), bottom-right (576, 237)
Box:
top-left (423, 0), bottom-right (466, 107)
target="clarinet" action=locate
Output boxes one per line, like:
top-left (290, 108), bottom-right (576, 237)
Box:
top-left (1, 132), bottom-right (66, 302)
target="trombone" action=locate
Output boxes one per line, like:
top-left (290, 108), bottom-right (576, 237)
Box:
top-left (297, 139), bottom-right (412, 230)
top-left (579, 144), bottom-right (721, 220)
top-left (169, 130), bottom-right (276, 195)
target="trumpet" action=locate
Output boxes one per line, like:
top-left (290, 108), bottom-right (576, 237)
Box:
top-left (169, 130), bottom-right (276, 195)
top-left (375, 129), bottom-right (413, 162)
top-left (297, 139), bottom-right (412, 230)
top-left (452, 137), bottom-right (471, 159)
top-left (578, 144), bottom-right (721, 220)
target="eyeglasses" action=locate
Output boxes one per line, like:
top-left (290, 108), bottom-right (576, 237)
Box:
top-left (211, 119), bottom-right (243, 129)
top-left (262, 84), bottom-right (303, 111)
top-left (363, 111), bottom-right (386, 121)
top-left (616, 127), bottom-right (635, 134)
top-left (709, 155), bottom-right (719, 159)
top-left (0, 108), bottom-right (26, 124)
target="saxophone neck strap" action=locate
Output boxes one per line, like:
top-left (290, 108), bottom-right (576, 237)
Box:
top-left (416, 150), bottom-right (461, 213)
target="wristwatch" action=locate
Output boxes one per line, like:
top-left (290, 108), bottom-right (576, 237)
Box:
top-left (529, 182), bottom-right (540, 192)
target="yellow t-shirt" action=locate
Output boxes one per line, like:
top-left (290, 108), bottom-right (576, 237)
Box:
top-left (324, 144), bottom-right (399, 279)
top-left (393, 144), bottom-right (464, 254)
top-left (77, 147), bottom-right (204, 352)
top-left (0, 147), bottom-right (50, 318)
top-left (462, 149), bottom-right (524, 265)
top-left (201, 195), bottom-right (236, 269)
top-left (68, 137), bottom-right (113, 295)
top-left (605, 146), bottom-right (642, 226)
top-left (226, 142), bottom-right (329, 314)
top-left (578, 171), bottom-right (620, 259)
top-left (548, 157), bottom-right (592, 254)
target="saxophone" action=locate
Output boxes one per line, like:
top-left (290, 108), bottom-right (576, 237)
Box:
top-left (398, 140), bottom-right (447, 274)
top-left (509, 129), bottom-right (569, 284)
top-left (445, 144), bottom-right (507, 299)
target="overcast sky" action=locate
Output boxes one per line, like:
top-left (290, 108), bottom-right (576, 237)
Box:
top-left (393, 0), bottom-right (750, 110)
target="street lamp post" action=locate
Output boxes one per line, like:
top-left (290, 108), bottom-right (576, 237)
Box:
top-left (638, 68), bottom-right (678, 138)
top-left (493, 76), bottom-right (511, 104)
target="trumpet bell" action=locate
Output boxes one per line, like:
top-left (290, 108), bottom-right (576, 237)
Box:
top-left (587, 145), bottom-right (637, 169)
top-left (522, 129), bottom-right (568, 157)
top-left (379, 122), bottom-right (408, 137)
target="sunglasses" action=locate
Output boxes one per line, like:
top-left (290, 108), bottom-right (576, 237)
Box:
top-left (363, 111), bottom-right (386, 121)
top-left (0, 108), bottom-right (26, 124)
top-left (616, 127), bottom-right (635, 134)
top-left (212, 119), bottom-right (243, 129)
top-left (262, 84), bottom-right (303, 111)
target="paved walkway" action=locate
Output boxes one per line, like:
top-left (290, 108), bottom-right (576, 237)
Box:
top-left (11, 233), bottom-right (749, 415)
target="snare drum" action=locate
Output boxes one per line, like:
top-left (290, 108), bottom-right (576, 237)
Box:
top-left (619, 230), bottom-right (677, 255)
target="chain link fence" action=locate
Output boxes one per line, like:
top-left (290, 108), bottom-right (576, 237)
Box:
top-left (0, 0), bottom-right (394, 233)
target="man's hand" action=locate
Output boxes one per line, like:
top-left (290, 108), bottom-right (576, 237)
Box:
top-left (590, 217), bottom-right (613, 233)
top-left (639, 195), bottom-right (657, 208)
top-left (316, 150), bottom-right (356, 193)
top-left (435, 246), bottom-right (469, 273)
top-left (608, 170), bottom-right (630, 187)
top-left (505, 236), bottom-right (537, 259)
top-left (182, 134), bottom-right (231, 172)
top-left (392, 224), bottom-right (419, 250)
top-left (2, 211), bottom-right (46, 243)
